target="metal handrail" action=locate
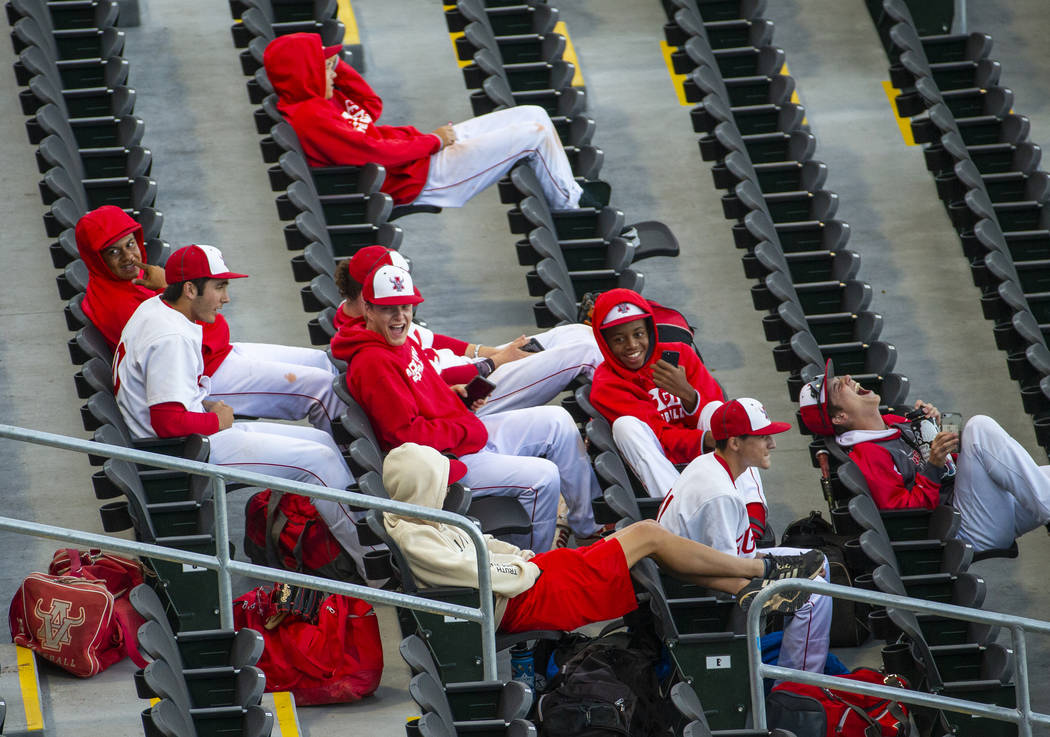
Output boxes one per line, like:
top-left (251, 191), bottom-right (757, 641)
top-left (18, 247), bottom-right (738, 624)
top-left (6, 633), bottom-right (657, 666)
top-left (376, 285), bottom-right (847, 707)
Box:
top-left (746, 578), bottom-right (1050, 737)
top-left (0, 423), bottom-right (501, 680)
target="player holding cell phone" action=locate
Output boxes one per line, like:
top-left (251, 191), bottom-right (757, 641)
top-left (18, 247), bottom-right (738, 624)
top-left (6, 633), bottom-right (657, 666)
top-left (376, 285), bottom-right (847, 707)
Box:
top-left (588, 291), bottom-right (769, 521)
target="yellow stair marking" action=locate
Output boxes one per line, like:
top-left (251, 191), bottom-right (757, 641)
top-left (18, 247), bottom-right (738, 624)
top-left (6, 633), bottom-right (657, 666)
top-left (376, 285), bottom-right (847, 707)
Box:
top-left (779, 62), bottom-right (807, 125)
top-left (660, 41), bottom-right (691, 106)
top-left (552, 21), bottom-right (584, 87)
top-left (881, 80), bottom-right (916, 145)
top-left (16, 646), bottom-right (44, 731)
top-left (273, 691), bottom-right (301, 736)
top-left (336, 0), bottom-right (361, 46)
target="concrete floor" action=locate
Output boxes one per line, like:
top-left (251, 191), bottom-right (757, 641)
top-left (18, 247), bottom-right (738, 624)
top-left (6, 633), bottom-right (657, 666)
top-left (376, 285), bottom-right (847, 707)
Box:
top-left (1, 0), bottom-right (1048, 734)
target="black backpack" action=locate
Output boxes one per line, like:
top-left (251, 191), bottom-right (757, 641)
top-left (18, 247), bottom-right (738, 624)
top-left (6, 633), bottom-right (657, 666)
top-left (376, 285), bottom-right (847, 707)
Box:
top-left (536, 623), bottom-right (672, 737)
top-left (780, 511), bottom-right (870, 647)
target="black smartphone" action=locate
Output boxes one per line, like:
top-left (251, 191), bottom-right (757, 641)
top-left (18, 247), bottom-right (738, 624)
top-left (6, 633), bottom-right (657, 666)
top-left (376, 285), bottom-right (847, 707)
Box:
top-left (520, 337), bottom-right (545, 353)
top-left (660, 350), bottom-right (680, 367)
top-left (464, 375), bottom-right (496, 405)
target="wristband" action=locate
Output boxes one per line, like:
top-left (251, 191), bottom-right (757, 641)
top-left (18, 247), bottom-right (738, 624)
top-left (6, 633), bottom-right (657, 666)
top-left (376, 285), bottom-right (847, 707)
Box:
top-left (475, 358), bottom-right (495, 378)
top-left (473, 344), bottom-right (482, 359)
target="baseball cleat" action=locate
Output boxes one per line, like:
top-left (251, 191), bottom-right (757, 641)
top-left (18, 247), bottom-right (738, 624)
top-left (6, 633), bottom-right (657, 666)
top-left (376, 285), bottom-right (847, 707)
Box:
top-left (736, 550), bottom-right (825, 615)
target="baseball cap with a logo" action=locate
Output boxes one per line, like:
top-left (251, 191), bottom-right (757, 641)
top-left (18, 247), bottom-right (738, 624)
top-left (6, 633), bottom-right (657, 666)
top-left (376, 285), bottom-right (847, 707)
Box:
top-left (347, 246), bottom-right (410, 284)
top-left (600, 301), bottom-right (649, 329)
top-left (798, 359), bottom-right (836, 436)
top-left (709, 398), bottom-right (791, 440)
top-left (363, 264), bottom-right (423, 306)
top-left (164, 244), bottom-right (248, 284)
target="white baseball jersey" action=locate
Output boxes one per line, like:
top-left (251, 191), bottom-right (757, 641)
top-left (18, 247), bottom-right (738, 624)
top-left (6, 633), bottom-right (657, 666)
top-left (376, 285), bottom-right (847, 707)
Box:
top-left (114, 295), bottom-right (210, 439)
top-left (657, 452), bottom-right (759, 557)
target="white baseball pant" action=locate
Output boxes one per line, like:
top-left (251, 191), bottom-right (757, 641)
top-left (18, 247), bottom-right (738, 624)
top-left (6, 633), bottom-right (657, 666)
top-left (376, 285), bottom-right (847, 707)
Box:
top-left (611, 416), bottom-right (767, 506)
top-left (459, 405), bottom-right (601, 551)
top-left (208, 421), bottom-right (376, 582)
top-left (953, 414), bottom-right (1050, 552)
top-left (207, 342), bottom-right (345, 435)
top-left (413, 105), bottom-right (582, 210)
top-left (478, 324), bottom-right (602, 416)
top-left (763, 546), bottom-right (832, 676)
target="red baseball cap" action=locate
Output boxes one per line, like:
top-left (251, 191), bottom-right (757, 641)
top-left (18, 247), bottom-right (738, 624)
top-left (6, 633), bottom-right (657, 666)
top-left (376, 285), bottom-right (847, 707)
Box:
top-left (799, 359), bottom-right (836, 436)
top-left (709, 398), bottom-right (791, 440)
top-left (447, 458), bottom-right (468, 486)
top-left (164, 245), bottom-right (248, 284)
top-left (363, 264), bottom-right (423, 306)
top-left (347, 246), bottom-right (410, 284)
top-left (323, 44), bottom-right (342, 59)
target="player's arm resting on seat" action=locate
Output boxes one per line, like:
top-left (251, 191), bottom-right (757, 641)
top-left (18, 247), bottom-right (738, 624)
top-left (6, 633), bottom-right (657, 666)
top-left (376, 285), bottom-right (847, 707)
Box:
top-left (852, 441), bottom-right (941, 510)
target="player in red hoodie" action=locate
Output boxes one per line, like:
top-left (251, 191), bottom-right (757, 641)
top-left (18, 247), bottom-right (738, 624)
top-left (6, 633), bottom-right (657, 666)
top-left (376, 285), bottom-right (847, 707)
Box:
top-left (330, 263), bottom-right (602, 551)
top-left (262, 33), bottom-right (585, 210)
top-left (75, 206), bottom-right (346, 434)
top-left (589, 289), bottom-right (770, 542)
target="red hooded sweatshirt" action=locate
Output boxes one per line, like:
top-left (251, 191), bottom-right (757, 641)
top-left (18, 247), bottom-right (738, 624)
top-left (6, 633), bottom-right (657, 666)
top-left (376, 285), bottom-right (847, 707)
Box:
top-left (589, 289), bottom-right (724, 465)
top-left (330, 325), bottom-right (487, 457)
top-left (75, 206), bottom-right (233, 375)
top-left (263, 33), bottom-right (442, 205)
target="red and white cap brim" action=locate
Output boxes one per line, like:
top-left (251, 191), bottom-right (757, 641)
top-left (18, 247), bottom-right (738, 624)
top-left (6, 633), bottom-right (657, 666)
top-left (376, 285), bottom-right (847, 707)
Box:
top-left (798, 359), bottom-right (836, 435)
top-left (600, 302), bottom-right (648, 329)
top-left (710, 397), bottom-right (791, 440)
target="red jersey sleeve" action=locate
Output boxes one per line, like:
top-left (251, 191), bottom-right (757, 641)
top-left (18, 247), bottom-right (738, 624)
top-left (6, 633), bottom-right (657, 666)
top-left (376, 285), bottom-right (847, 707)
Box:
top-left (680, 347), bottom-right (725, 422)
top-left (149, 402), bottom-right (219, 437)
top-left (850, 442), bottom-right (940, 510)
top-left (745, 502), bottom-right (767, 544)
top-left (439, 364), bottom-right (480, 385)
top-left (432, 333), bottom-right (470, 354)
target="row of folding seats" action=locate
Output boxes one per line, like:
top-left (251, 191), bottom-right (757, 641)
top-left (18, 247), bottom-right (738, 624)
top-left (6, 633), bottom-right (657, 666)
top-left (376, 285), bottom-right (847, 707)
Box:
top-left (662, 0), bottom-right (909, 412)
top-left (4, 4), bottom-right (242, 683)
top-left (130, 584), bottom-right (272, 737)
top-left (866, 0), bottom-right (1050, 462)
top-left (443, 0), bottom-right (681, 329)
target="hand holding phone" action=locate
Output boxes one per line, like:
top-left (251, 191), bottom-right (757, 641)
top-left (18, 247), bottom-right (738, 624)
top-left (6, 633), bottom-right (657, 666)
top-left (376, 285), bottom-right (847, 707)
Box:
top-left (660, 350), bottom-right (680, 367)
top-left (463, 375), bottom-right (496, 406)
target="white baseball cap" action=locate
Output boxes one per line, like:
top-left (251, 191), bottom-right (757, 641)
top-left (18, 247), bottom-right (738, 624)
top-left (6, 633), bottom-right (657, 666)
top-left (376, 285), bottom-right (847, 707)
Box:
top-left (363, 264), bottom-right (423, 306)
top-left (600, 301), bottom-right (648, 328)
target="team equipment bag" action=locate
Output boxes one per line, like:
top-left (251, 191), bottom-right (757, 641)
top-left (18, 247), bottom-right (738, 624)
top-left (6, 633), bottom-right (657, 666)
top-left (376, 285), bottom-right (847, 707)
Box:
top-left (8, 549), bottom-right (148, 677)
top-left (232, 583), bottom-right (383, 705)
top-left (768, 667), bottom-right (915, 737)
top-left (244, 489), bottom-right (361, 582)
top-left (536, 623), bottom-right (672, 737)
top-left (780, 511), bottom-right (870, 647)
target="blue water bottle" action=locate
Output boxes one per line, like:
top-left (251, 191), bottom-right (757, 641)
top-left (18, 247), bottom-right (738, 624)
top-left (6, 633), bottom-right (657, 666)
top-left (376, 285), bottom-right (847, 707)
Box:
top-left (509, 643), bottom-right (535, 689)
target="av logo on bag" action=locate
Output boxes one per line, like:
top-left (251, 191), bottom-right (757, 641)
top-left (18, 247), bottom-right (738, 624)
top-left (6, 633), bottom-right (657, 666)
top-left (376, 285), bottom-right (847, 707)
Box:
top-left (34, 598), bottom-right (87, 652)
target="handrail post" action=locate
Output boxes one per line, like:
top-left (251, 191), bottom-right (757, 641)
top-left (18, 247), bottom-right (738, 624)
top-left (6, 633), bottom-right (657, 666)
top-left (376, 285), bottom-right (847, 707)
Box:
top-left (747, 596), bottom-right (769, 730)
top-left (211, 475), bottom-right (235, 630)
top-left (472, 523), bottom-right (497, 681)
top-left (1012, 623), bottom-right (1033, 737)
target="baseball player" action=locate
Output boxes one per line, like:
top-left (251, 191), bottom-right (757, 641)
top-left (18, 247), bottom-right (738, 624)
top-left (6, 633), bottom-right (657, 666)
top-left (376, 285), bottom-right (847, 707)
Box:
top-left (800, 359), bottom-right (1050, 553)
top-left (263, 33), bottom-right (591, 210)
top-left (331, 263), bottom-right (604, 551)
top-left (332, 245), bottom-right (602, 415)
top-left (112, 244), bottom-right (373, 581)
top-left (383, 444), bottom-right (826, 629)
top-left (658, 398), bottom-right (832, 675)
top-left (76, 206), bottom-right (346, 435)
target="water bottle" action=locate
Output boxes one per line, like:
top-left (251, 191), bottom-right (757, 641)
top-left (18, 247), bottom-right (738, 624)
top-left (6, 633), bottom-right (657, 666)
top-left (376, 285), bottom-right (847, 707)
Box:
top-left (509, 643), bottom-right (535, 689)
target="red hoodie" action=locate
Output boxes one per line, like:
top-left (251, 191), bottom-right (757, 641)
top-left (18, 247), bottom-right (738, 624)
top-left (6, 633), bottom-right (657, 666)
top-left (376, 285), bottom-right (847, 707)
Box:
top-left (589, 289), bottom-right (723, 465)
top-left (75, 206), bottom-right (233, 374)
top-left (264, 33), bottom-right (441, 205)
top-left (330, 325), bottom-right (487, 457)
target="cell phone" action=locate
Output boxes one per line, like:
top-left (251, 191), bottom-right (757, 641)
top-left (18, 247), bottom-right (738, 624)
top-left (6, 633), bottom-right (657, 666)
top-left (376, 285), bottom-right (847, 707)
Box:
top-left (660, 350), bottom-right (680, 367)
top-left (464, 375), bottom-right (496, 405)
top-left (520, 337), bottom-right (544, 353)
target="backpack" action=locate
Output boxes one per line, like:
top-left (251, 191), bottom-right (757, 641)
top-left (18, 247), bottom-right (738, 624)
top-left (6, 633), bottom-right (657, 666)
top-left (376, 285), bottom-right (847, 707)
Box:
top-left (232, 583), bottom-right (383, 705)
top-left (243, 489), bottom-right (363, 583)
top-left (780, 511), bottom-right (870, 647)
top-left (536, 621), bottom-right (672, 737)
top-left (768, 667), bottom-right (916, 737)
top-left (8, 549), bottom-right (148, 677)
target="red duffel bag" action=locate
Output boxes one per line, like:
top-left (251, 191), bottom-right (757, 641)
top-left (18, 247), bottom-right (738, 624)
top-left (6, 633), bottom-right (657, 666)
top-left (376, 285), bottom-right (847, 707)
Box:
top-left (9, 549), bottom-right (149, 678)
top-left (233, 583), bottom-right (383, 705)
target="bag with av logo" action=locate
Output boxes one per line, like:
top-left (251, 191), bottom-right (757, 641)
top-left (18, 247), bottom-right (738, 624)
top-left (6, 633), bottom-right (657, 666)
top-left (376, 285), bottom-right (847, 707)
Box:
top-left (8, 550), bottom-right (148, 677)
